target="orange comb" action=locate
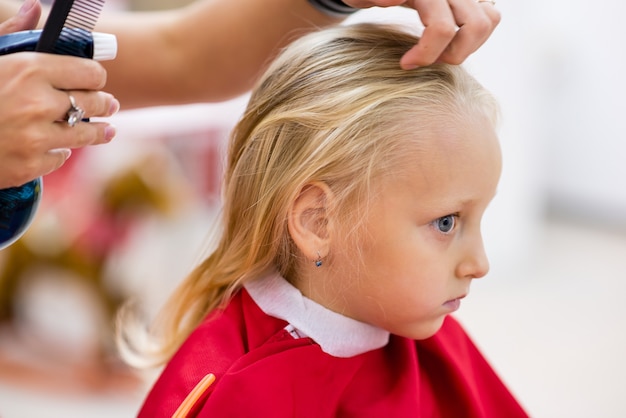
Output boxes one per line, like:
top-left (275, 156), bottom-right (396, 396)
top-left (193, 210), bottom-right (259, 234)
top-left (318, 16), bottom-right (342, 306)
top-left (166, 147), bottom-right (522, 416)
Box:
top-left (172, 373), bottom-right (216, 418)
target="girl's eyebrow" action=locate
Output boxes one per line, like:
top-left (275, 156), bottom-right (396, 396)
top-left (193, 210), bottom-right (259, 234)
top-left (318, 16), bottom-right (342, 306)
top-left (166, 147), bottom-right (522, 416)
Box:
top-left (431, 189), bottom-right (499, 212)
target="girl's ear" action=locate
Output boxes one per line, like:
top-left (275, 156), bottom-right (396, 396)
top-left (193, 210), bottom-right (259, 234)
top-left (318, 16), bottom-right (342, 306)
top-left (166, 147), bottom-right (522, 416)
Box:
top-left (287, 181), bottom-right (334, 262)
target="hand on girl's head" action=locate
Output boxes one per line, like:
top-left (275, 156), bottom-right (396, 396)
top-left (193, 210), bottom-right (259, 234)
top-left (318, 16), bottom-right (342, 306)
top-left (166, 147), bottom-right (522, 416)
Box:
top-left (403, 0), bottom-right (501, 67)
top-left (344, 0), bottom-right (501, 68)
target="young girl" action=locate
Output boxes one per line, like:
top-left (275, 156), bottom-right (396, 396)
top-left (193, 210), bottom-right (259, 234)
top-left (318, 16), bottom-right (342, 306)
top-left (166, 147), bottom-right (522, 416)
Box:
top-left (122, 22), bottom-right (528, 417)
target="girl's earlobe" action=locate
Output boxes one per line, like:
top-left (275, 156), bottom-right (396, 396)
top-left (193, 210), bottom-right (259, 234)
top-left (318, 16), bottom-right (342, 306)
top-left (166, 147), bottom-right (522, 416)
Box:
top-left (315, 251), bottom-right (323, 267)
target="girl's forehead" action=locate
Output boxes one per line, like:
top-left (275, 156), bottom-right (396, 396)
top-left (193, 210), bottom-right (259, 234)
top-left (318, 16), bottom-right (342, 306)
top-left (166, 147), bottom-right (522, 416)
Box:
top-left (397, 114), bottom-right (499, 164)
top-left (384, 117), bottom-right (501, 193)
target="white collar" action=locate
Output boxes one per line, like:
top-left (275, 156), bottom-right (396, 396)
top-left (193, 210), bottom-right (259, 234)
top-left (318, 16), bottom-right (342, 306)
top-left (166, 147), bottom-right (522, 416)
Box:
top-left (244, 271), bottom-right (390, 358)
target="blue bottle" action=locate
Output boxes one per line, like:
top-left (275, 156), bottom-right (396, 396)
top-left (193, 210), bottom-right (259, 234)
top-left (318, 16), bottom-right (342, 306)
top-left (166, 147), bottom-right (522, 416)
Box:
top-left (0, 179), bottom-right (42, 249)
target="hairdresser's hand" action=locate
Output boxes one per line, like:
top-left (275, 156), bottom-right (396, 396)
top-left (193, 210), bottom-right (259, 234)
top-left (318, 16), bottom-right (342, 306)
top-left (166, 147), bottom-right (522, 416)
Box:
top-left (345, 0), bottom-right (500, 68)
top-left (0, 53), bottom-right (120, 188)
top-left (0, 0), bottom-right (120, 189)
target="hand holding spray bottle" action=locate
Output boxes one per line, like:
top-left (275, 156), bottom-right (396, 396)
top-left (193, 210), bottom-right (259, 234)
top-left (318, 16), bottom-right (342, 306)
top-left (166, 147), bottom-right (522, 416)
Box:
top-left (0, 0), bottom-right (116, 250)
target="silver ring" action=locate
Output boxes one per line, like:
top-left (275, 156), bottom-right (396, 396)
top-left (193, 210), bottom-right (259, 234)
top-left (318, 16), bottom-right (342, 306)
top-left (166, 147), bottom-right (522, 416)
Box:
top-left (66, 94), bottom-right (85, 128)
top-left (477, 0), bottom-right (496, 4)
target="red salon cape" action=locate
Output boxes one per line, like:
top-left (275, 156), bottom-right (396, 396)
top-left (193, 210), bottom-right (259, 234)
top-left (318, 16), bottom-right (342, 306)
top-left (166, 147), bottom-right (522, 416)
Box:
top-left (138, 289), bottom-right (527, 417)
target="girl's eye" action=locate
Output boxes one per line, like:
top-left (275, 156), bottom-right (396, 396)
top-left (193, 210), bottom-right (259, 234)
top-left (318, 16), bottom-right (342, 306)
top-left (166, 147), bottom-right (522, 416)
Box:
top-left (432, 214), bottom-right (457, 234)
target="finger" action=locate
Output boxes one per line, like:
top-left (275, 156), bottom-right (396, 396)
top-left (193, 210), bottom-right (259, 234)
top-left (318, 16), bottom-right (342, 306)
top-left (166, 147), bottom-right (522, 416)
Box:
top-left (436, 0), bottom-right (500, 64)
top-left (51, 120), bottom-right (117, 150)
top-left (400, 0), bottom-right (458, 69)
top-left (3, 121), bottom-right (115, 186)
top-left (0, 0), bottom-right (41, 35)
top-left (0, 146), bottom-right (70, 188)
top-left (54, 90), bottom-right (120, 123)
top-left (41, 147), bottom-right (72, 177)
top-left (38, 54), bottom-right (108, 91)
top-left (475, 0), bottom-right (500, 21)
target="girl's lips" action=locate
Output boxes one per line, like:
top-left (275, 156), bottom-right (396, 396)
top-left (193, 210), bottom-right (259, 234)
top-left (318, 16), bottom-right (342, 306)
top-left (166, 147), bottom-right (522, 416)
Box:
top-left (443, 297), bottom-right (463, 312)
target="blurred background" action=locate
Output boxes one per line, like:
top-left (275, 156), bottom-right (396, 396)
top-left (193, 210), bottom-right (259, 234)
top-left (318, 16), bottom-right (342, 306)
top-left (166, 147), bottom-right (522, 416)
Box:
top-left (1, 1), bottom-right (625, 417)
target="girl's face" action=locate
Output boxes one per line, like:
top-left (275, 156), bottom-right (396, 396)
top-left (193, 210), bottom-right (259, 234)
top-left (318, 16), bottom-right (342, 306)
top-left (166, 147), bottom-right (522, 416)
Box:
top-left (307, 115), bottom-right (502, 340)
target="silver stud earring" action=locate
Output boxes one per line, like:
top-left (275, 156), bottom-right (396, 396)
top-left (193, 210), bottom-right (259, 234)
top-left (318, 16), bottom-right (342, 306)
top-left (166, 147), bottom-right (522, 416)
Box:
top-left (315, 251), bottom-right (323, 267)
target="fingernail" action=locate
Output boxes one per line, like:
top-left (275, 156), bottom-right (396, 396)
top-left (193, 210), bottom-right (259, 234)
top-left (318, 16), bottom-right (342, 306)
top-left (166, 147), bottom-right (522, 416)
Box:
top-left (104, 125), bottom-right (117, 142)
top-left (60, 148), bottom-right (72, 163)
top-left (109, 98), bottom-right (120, 116)
top-left (400, 60), bottom-right (418, 70)
top-left (18, 0), bottom-right (37, 15)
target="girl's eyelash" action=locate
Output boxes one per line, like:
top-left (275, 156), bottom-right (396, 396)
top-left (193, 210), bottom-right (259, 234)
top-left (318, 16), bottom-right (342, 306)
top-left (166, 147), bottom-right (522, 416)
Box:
top-left (434, 212), bottom-right (461, 222)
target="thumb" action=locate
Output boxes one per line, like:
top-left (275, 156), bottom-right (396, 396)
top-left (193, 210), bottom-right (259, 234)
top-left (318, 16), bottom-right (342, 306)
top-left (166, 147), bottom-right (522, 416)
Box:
top-left (0, 0), bottom-right (42, 36)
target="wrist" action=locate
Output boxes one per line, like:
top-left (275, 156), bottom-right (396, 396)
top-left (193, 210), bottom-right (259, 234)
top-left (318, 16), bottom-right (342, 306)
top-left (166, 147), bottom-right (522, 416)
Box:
top-left (307, 0), bottom-right (358, 18)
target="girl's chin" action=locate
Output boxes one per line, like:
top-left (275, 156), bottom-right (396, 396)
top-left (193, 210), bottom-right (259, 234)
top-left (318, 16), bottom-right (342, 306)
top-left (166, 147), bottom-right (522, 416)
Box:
top-left (396, 315), bottom-right (448, 341)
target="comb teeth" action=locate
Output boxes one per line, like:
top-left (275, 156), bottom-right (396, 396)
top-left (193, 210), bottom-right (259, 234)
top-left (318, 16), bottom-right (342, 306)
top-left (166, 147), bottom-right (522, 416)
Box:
top-left (64, 0), bottom-right (105, 30)
top-left (36, 0), bottom-right (105, 54)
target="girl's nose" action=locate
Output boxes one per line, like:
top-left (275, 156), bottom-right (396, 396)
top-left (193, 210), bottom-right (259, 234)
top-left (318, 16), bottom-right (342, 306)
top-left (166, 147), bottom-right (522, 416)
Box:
top-left (456, 236), bottom-right (490, 280)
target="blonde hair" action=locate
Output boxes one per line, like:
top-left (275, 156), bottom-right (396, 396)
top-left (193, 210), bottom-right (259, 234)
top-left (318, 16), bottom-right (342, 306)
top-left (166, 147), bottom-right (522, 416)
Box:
top-left (118, 23), bottom-right (499, 367)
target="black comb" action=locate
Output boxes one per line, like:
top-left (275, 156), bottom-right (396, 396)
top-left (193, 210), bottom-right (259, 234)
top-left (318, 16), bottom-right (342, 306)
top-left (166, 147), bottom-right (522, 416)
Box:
top-left (36, 0), bottom-right (105, 55)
